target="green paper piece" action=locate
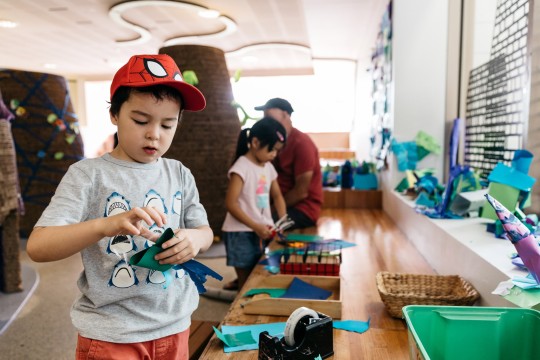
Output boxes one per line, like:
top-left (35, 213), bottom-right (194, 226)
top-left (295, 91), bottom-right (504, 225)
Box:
top-left (182, 70), bottom-right (198, 86)
top-left (481, 183), bottom-right (520, 220)
top-left (213, 327), bottom-right (256, 347)
top-left (10, 99), bottom-right (19, 110)
top-left (416, 145), bottom-right (430, 161)
top-left (233, 69), bottom-right (242, 82)
top-left (54, 152), bottom-right (64, 160)
top-left (395, 177), bottom-right (409, 192)
top-left (415, 130), bottom-right (441, 155)
top-left (503, 286), bottom-right (540, 310)
top-left (495, 220), bottom-right (505, 237)
top-left (65, 134), bottom-right (76, 145)
top-left (286, 234), bottom-right (324, 242)
top-left (129, 228), bottom-right (174, 271)
top-left (243, 288), bottom-right (287, 298)
top-left (47, 113), bottom-right (57, 123)
top-left (514, 207), bottom-right (526, 220)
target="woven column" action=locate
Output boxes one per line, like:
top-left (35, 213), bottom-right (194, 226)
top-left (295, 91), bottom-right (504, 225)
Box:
top-left (159, 45), bottom-right (240, 235)
top-left (0, 70), bottom-right (84, 237)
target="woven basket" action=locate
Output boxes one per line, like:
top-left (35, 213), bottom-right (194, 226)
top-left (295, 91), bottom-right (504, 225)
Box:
top-left (376, 272), bottom-right (480, 318)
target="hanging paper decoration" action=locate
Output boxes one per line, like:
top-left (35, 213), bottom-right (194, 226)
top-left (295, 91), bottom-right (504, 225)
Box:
top-left (15, 106), bottom-right (26, 116)
top-left (37, 150), bottom-right (46, 158)
top-left (182, 70), bottom-right (199, 86)
top-left (54, 152), bottom-right (64, 160)
top-left (47, 113), bottom-right (57, 123)
top-left (9, 99), bottom-right (19, 110)
top-left (65, 134), bottom-right (76, 145)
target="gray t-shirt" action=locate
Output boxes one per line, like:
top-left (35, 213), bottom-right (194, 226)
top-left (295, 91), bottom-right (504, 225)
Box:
top-left (35, 153), bottom-right (209, 343)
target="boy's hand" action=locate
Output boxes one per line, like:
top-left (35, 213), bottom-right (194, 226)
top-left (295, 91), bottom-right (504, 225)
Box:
top-left (102, 206), bottom-right (166, 238)
top-left (155, 229), bottom-right (199, 265)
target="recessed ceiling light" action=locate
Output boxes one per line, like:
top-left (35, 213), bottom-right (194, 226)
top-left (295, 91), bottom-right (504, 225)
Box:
top-left (198, 9), bottom-right (220, 18)
top-left (43, 63), bottom-right (57, 69)
top-left (0, 20), bottom-right (18, 28)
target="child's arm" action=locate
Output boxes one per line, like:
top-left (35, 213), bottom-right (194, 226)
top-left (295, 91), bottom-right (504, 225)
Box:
top-left (154, 225), bottom-right (213, 265)
top-left (27, 206), bottom-right (167, 262)
top-left (225, 173), bottom-right (272, 239)
top-left (270, 179), bottom-right (287, 219)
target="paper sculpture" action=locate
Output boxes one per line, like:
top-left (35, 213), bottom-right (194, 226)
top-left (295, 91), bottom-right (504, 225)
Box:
top-left (484, 194), bottom-right (540, 284)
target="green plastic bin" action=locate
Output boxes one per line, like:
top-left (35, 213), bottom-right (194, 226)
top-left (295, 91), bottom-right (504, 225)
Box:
top-left (403, 305), bottom-right (540, 360)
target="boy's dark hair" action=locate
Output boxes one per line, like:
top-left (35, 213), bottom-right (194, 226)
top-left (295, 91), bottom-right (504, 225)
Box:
top-left (109, 85), bottom-right (184, 117)
top-left (234, 116), bottom-right (287, 163)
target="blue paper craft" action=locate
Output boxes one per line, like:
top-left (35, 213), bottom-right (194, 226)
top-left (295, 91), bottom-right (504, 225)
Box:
top-left (213, 327), bottom-right (257, 347)
top-left (488, 162), bottom-right (535, 192)
top-left (172, 260), bottom-right (223, 293)
top-left (280, 277), bottom-right (332, 300)
top-left (220, 322), bottom-right (287, 352)
top-left (333, 319), bottom-right (371, 334)
top-left (217, 319), bottom-right (371, 352)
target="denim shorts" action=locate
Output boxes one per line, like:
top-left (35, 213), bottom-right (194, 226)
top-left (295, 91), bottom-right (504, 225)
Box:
top-left (222, 231), bottom-right (263, 269)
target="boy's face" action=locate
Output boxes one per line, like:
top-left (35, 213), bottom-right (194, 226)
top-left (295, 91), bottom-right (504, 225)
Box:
top-left (110, 91), bottom-right (180, 163)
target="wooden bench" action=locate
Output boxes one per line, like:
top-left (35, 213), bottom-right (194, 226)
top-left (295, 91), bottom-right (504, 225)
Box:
top-left (189, 320), bottom-right (218, 360)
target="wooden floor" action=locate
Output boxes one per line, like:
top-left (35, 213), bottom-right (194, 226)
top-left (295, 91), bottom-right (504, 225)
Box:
top-left (199, 208), bottom-right (435, 359)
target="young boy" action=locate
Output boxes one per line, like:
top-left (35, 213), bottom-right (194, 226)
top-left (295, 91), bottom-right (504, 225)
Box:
top-left (26, 54), bottom-right (213, 359)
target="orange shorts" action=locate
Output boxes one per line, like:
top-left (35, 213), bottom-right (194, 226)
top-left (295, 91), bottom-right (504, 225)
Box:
top-left (76, 328), bottom-right (189, 360)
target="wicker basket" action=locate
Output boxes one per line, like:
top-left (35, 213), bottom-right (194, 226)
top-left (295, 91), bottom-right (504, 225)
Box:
top-left (376, 272), bottom-right (480, 318)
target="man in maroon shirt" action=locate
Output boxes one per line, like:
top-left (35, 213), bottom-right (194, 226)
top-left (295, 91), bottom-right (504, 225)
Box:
top-left (255, 98), bottom-right (323, 229)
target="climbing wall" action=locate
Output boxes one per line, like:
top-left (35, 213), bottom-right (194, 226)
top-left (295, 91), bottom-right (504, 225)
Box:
top-left (0, 70), bottom-right (84, 237)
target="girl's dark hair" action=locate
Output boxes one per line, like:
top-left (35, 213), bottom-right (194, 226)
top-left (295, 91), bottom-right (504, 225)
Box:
top-left (109, 85), bottom-right (184, 117)
top-left (234, 116), bottom-right (287, 163)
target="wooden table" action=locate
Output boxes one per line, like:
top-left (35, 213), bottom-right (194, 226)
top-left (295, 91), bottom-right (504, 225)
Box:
top-left (200, 209), bottom-right (435, 359)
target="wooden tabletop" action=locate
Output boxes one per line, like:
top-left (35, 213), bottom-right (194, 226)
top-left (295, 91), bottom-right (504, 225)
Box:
top-left (199, 209), bottom-right (435, 359)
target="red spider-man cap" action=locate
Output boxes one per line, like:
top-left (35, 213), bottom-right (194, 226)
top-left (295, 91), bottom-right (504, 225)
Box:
top-left (110, 54), bottom-right (206, 111)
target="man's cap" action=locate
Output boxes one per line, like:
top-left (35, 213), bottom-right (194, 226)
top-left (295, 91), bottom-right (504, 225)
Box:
top-left (254, 98), bottom-right (294, 114)
top-left (110, 54), bottom-right (206, 111)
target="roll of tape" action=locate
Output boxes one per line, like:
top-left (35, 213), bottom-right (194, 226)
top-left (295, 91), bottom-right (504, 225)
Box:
top-left (284, 307), bottom-right (319, 347)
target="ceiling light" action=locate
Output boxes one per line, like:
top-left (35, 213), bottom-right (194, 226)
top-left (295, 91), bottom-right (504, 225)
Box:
top-left (0, 20), bottom-right (18, 28)
top-left (43, 63), bottom-right (57, 69)
top-left (198, 9), bottom-right (220, 19)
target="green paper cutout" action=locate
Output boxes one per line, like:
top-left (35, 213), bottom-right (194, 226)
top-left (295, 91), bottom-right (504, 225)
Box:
top-left (129, 228), bottom-right (174, 272)
top-left (395, 177), bottom-right (410, 192)
top-left (213, 327), bottom-right (256, 347)
top-left (415, 130), bottom-right (441, 154)
top-left (65, 134), bottom-right (76, 145)
top-left (243, 288), bottom-right (287, 298)
top-left (54, 152), bottom-right (64, 160)
top-left (503, 286), bottom-right (540, 310)
top-left (416, 145), bottom-right (430, 161)
top-left (182, 70), bottom-right (199, 86)
top-left (482, 183), bottom-right (520, 220)
top-left (286, 234), bottom-right (324, 242)
top-left (47, 113), bottom-right (57, 123)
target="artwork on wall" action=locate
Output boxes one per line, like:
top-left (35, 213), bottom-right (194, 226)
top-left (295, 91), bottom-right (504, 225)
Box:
top-left (370, 0), bottom-right (392, 170)
top-left (464, 0), bottom-right (530, 179)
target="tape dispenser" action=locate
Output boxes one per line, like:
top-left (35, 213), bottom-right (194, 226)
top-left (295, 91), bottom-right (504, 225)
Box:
top-left (258, 306), bottom-right (334, 359)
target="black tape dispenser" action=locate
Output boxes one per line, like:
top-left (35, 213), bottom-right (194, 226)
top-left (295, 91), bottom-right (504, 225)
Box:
top-left (258, 307), bottom-right (334, 360)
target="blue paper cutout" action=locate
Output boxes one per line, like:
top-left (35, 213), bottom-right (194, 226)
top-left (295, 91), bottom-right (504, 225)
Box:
top-left (279, 277), bottom-right (332, 300)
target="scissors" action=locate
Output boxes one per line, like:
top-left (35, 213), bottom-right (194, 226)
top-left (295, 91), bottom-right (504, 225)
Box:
top-left (268, 214), bottom-right (295, 239)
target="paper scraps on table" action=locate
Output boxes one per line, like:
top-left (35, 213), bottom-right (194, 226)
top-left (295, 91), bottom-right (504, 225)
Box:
top-left (213, 327), bottom-right (256, 348)
top-left (215, 319), bottom-right (371, 353)
top-left (491, 280), bottom-right (514, 296)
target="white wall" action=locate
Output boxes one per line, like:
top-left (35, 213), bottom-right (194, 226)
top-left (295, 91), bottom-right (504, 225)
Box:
top-left (385, 0), bottom-right (449, 188)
